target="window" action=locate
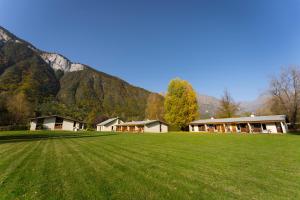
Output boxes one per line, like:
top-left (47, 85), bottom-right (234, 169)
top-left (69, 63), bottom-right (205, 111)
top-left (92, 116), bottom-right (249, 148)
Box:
top-left (55, 117), bottom-right (63, 124)
top-left (252, 123), bottom-right (261, 128)
top-left (191, 125), bottom-right (194, 131)
top-left (240, 124), bottom-right (247, 128)
top-left (262, 124), bottom-right (267, 130)
top-left (54, 117), bottom-right (63, 129)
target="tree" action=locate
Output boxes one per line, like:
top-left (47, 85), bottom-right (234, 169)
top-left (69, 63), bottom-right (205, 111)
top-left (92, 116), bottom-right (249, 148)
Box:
top-left (269, 66), bottom-right (300, 127)
top-left (216, 89), bottom-right (239, 118)
top-left (145, 93), bottom-right (164, 120)
top-left (164, 78), bottom-right (199, 130)
top-left (6, 92), bottom-right (32, 124)
top-left (85, 108), bottom-right (100, 129)
top-left (255, 97), bottom-right (274, 116)
top-left (0, 94), bottom-right (11, 125)
top-left (94, 115), bottom-right (109, 125)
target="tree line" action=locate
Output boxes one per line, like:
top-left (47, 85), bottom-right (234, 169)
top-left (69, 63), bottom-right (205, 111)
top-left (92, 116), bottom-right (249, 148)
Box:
top-left (1, 66), bottom-right (299, 130)
top-left (146, 66), bottom-right (300, 130)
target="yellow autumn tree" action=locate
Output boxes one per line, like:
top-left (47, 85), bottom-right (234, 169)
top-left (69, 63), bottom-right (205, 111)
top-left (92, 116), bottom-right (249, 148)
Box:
top-left (145, 93), bottom-right (164, 120)
top-left (164, 78), bottom-right (199, 130)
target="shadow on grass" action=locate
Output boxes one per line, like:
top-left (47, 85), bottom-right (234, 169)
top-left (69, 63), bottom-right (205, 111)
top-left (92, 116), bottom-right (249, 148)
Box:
top-left (288, 132), bottom-right (300, 135)
top-left (0, 133), bottom-right (117, 144)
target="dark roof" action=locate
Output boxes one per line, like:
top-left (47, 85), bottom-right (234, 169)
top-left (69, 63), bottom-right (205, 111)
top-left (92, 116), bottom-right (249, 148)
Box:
top-left (116, 120), bottom-right (168, 126)
top-left (97, 117), bottom-right (119, 126)
top-left (190, 115), bottom-right (286, 125)
top-left (30, 115), bottom-right (85, 123)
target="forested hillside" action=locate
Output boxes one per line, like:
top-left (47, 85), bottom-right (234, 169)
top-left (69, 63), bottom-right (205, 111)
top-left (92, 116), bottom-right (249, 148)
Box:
top-left (0, 26), bottom-right (160, 126)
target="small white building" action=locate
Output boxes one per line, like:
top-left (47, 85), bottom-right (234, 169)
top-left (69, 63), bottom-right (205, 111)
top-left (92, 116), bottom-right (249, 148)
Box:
top-left (96, 117), bottom-right (123, 132)
top-left (189, 115), bottom-right (288, 134)
top-left (116, 120), bottom-right (168, 133)
top-left (30, 115), bottom-right (85, 131)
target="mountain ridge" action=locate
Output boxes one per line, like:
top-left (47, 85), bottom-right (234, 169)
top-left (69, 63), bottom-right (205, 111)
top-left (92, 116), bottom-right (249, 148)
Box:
top-left (0, 26), bottom-right (159, 125)
top-left (0, 26), bottom-right (142, 87)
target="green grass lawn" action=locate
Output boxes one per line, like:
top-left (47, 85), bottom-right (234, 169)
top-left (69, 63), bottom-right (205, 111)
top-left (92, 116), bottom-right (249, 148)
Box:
top-left (0, 131), bottom-right (300, 200)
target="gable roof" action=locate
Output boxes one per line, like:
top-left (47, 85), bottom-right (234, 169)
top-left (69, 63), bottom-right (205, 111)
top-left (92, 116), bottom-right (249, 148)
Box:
top-left (30, 115), bottom-right (85, 123)
top-left (190, 115), bottom-right (286, 125)
top-left (116, 120), bottom-right (168, 126)
top-left (97, 118), bottom-right (119, 126)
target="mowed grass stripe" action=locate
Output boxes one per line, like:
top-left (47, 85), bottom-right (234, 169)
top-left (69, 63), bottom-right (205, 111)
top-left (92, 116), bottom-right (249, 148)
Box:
top-left (61, 138), bottom-right (111, 199)
top-left (0, 140), bottom-right (43, 199)
top-left (0, 141), bottom-right (33, 166)
top-left (87, 136), bottom-right (242, 186)
top-left (0, 132), bottom-right (300, 200)
top-left (73, 136), bottom-right (243, 199)
top-left (98, 137), bottom-right (243, 199)
top-left (0, 142), bottom-right (23, 154)
top-left (63, 138), bottom-right (124, 199)
top-left (0, 141), bottom-right (40, 185)
top-left (10, 140), bottom-right (49, 200)
top-left (52, 138), bottom-right (94, 200)
top-left (66, 138), bottom-right (167, 200)
top-left (80, 137), bottom-right (211, 188)
top-left (51, 137), bottom-right (79, 200)
top-left (73, 134), bottom-right (300, 199)
top-left (68, 138), bottom-right (184, 200)
top-left (35, 139), bottom-right (60, 199)
top-left (70, 137), bottom-right (228, 199)
top-left (36, 139), bottom-right (70, 200)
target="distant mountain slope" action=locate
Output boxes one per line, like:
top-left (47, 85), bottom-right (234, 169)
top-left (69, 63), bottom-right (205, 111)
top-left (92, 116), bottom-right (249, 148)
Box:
top-left (197, 94), bottom-right (220, 118)
top-left (239, 94), bottom-right (270, 113)
top-left (0, 26), bottom-right (158, 124)
top-left (0, 40), bottom-right (59, 101)
top-left (197, 93), bottom-right (269, 118)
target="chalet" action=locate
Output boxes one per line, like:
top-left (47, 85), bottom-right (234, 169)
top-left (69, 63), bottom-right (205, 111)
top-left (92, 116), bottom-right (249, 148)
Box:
top-left (189, 115), bottom-right (288, 133)
top-left (96, 117), bottom-right (123, 132)
top-left (116, 120), bottom-right (168, 133)
top-left (30, 115), bottom-right (85, 131)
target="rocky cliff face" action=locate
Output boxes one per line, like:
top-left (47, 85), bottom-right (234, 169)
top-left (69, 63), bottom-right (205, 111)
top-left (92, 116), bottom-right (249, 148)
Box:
top-left (40, 53), bottom-right (85, 72)
top-left (0, 26), bottom-right (85, 73)
top-left (0, 28), bottom-right (12, 41)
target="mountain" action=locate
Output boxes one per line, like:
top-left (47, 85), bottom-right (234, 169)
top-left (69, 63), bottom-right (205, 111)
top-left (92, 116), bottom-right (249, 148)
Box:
top-left (0, 26), bottom-right (159, 125)
top-left (197, 93), bottom-right (269, 118)
top-left (0, 31), bottom-right (59, 101)
top-left (197, 94), bottom-right (220, 118)
top-left (239, 94), bottom-right (271, 113)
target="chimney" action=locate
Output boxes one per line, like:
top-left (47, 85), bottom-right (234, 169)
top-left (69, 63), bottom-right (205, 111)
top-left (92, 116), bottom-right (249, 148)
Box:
top-left (250, 113), bottom-right (255, 117)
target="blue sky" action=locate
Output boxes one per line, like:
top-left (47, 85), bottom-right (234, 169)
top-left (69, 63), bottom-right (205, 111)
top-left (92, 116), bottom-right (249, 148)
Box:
top-left (1, 0), bottom-right (300, 101)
